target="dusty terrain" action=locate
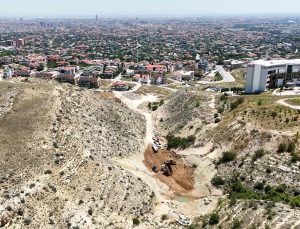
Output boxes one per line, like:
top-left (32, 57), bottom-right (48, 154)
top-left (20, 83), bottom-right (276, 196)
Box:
top-left (0, 79), bottom-right (160, 228)
top-left (1, 77), bottom-right (299, 229)
top-left (153, 86), bottom-right (300, 228)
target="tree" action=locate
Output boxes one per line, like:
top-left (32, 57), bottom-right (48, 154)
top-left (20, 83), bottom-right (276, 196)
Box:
top-left (37, 64), bottom-right (44, 72)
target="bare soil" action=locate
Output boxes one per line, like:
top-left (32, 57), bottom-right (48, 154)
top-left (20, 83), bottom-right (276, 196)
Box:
top-left (143, 145), bottom-right (194, 195)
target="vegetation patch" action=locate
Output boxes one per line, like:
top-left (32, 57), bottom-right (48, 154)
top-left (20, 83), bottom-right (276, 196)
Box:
top-left (218, 151), bottom-right (237, 164)
top-left (166, 134), bottom-right (196, 149)
top-left (286, 98), bottom-right (300, 106)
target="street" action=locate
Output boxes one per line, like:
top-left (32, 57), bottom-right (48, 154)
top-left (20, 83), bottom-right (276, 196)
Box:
top-left (216, 65), bottom-right (235, 83)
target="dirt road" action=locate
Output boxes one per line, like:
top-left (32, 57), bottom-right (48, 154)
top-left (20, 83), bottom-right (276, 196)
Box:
top-left (277, 98), bottom-right (300, 110)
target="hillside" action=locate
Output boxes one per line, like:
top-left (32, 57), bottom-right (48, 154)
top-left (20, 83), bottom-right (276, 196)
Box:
top-left (154, 87), bottom-right (300, 228)
top-left (0, 79), bottom-right (159, 229)
top-left (0, 78), bottom-right (299, 229)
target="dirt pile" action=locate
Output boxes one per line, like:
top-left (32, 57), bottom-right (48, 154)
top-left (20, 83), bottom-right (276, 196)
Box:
top-left (143, 145), bottom-right (194, 195)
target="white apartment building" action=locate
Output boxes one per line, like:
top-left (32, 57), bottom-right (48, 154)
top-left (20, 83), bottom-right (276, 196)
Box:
top-left (245, 59), bottom-right (300, 93)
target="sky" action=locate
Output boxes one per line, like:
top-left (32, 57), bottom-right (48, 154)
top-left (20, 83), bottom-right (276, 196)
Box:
top-left (0, 0), bottom-right (300, 17)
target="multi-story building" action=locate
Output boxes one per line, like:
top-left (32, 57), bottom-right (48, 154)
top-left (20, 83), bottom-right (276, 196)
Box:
top-left (245, 59), bottom-right (300, 93)
top-left (15, 39), bottom-right (25, 47)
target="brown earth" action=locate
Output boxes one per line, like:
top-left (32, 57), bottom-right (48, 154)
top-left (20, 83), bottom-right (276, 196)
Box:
top-left (143, 145), bottom-right (194, 195)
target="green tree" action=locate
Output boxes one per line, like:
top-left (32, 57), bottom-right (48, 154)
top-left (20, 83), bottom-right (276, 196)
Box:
top-left (37, 64), bottom-right (44, 72)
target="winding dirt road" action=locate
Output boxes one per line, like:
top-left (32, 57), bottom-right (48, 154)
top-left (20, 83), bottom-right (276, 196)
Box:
top-left (277, 98), bottom-right (300, 110)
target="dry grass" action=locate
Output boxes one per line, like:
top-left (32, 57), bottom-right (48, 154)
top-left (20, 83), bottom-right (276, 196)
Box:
top-left (221, 94), bottom-right (300, 131)
top-left (286, 97), bottom-right (300, 106)
top-left (134, 85), bottom-right (172, 98)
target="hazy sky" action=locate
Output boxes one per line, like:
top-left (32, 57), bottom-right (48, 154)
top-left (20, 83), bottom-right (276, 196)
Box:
top-left (1, 0), bottom-right (300, 17)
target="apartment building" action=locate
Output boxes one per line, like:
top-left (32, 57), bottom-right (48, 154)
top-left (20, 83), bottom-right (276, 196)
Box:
top-left (245, 59), bottom-right (300, 93)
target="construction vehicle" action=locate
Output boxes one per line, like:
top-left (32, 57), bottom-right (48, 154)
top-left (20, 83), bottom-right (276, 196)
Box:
top-left (165, 160), bottom-right (176, 165)
top-left (161, 164), bottom-right (172, 176)
top-left (176, 214), bottom-right (191, 226)
top-left (152, 143), bottom-right (159, 153)
top-left (152, 165), bottom-right (158, 173)
top-left (161, 160), bottom-right (176, 176)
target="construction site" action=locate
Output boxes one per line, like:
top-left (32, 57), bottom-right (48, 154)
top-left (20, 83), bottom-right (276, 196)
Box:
top-left (1, 76), bottom-right (300, 229)
top-left (143, 143), bottom-right (194, 196)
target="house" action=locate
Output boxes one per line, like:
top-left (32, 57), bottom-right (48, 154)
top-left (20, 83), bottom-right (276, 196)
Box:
top-left (146, 65), bottom-right (167, 73)
top-left (173, 70), bottom-right (194, 81)
top-left (101, 70), bottom-right (114, 79)
top-left (77, 77), bottom-right (100, 88)
top-left (55, 74), bottom-right (75, 84)
top-left (150, 75), bottom-right (165, 85)
top-left (133, 74), bottom-right (150, 84)
top-left (12, 71), bottom-right (32, 77)
top-left (56, 66), bottom-right (76, 75)
top-left (111, 81), bottom-right (129, 91)
top-left (34, 72), bottom-right (55, 79)
top-left (126, 69), bottom-right (135, 77)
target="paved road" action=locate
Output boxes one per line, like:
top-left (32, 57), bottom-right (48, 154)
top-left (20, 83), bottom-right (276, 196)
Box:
top-left (216, 65), bottom-right (235, 83)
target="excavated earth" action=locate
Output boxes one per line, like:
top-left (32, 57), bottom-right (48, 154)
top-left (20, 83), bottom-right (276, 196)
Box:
top-left (143, 145), bottom-right (194, 195)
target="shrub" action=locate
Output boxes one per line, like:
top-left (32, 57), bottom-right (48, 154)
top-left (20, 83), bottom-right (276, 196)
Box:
top-left (215, 118), bottom-right (221, 123)
top-left (211, 176), bottom-right (225, 186)
top-left (277, 143), bottom-right (287, 153)
top-left (254, 182), bottom-right (264, 190)
top-left (159, 99), bottom-right (164, 106)
top-left (209, 213), bottom-right (220, 225)
top-left (252, 149), bottom-right (265, 162)
top-left (161, 214), bottom-right (168, 221)
top-left (232, 219), bottom-right (243, 229)
top-left (219, 151), bottom-right (237, 163)
top-left (291, 152), bottom-right (300, 163)
top-left (230, 97), bottom-right (244, 110)
top-left (271, 111), bottom-right (277, 118)
top-left (287, 142), bottom-right (296, 153)
top-left (44, 170), bottom-right (52, 174)
top-left (132, 217), bottom-right (140, 225)
top-left (231, 180), bottom-right (246, 193)
top-left (187, 223), bottom-right (200, 229)
top-left (152, 105), bottom-right (158, 111)
top-left (218, 107), bottom-right (224, 113)
top-left (275, 184), bottom-right (287, 193)
top-left (290, 196), bottom-right (300, 208)
top-left (266, 167), bottom-right (272, 174)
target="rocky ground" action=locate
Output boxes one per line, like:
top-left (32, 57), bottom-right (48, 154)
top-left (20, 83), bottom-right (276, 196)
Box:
top-left (0, 79), bottom-right (160, 229)
top-left (1, 78), bottom-right (299, 229)
top-left (153, 86), bottom-right (300, 228)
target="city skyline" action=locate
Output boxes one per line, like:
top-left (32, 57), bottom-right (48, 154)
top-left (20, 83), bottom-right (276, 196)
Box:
top-left (1, 0), bottom-right (300, 17)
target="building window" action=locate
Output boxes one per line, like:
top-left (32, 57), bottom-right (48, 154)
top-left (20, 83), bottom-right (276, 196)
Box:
top-left (268, 70), bottom-right (276, 74)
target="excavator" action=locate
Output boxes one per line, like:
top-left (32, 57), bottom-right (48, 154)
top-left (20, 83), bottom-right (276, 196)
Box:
top-left (160, 160), bottom-right (176, 176)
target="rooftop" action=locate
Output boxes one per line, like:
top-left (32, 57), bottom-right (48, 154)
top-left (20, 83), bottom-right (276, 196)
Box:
top-left (253, 59), bottom-right (300, 67)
